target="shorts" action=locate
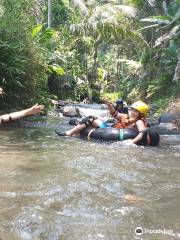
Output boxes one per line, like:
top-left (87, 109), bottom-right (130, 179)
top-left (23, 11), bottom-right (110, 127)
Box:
top-left (98, 121), bottom-right (108, 128)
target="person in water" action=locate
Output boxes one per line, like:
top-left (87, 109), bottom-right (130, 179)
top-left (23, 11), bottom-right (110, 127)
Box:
top-left (113, 98), bottom-right (128, 114)
top-left (57, 100), bottom-right (160, 145)
top-left (0, 87), bottom-right (44, 124)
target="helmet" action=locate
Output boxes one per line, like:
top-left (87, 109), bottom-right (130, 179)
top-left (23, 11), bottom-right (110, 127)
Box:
top-left (131, 101), bottom-right (149, 117)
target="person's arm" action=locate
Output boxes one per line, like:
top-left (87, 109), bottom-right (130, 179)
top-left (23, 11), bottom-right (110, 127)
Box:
top-left (0, 104), bottom-right (44, 123)
top-left (130, 120), bottom-right (146, 144)
top-left (103, 99), bottom-right (122, 120)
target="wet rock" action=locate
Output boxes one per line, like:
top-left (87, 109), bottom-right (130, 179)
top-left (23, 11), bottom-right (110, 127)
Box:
top-left (158, 113), bottom-right (178, 124)
top-left (157, 113), bottom-right (180, 134)
top-left (63, 106), bottom-right (79, 117)
top-left (57, 100), bottom-right (67, 107)
top-left (157, 122), bottom-right (179, 134)
top-left (160, 135), bottom-right (180, 144)
top-left (48, 110), bottom-right (63, 118)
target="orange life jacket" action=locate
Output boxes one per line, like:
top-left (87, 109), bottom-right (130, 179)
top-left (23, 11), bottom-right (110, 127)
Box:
top-left (113, 113), bottom-right (147, 129)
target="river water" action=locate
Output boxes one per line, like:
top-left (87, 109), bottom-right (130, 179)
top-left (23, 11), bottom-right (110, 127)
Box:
top-left (0, 116), bottom-right (180, 240)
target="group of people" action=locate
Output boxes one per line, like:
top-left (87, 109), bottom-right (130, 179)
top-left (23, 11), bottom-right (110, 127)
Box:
top-left (0, 87), bottom-right (44, 124)
top-left (0, 86), bottom-right (159, 146)
top-left (58, 98), bottom-right (160, 146)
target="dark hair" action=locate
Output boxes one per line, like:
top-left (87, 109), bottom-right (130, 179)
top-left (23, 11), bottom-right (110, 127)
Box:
top-left (116, 99), bottom-right (124, 105)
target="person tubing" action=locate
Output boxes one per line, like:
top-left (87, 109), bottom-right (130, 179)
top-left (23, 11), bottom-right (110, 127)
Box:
top-left (130, 101), bottom-right (149, 117)
top-left (79, 116), bottom-right (97, 128)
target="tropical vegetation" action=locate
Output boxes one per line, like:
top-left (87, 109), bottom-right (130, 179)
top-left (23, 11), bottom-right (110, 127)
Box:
top-left (0, 0), bottom-right (179, 111)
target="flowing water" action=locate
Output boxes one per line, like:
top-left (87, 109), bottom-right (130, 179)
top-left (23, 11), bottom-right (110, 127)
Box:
top-left (0, 116), bottom-right (180, 240)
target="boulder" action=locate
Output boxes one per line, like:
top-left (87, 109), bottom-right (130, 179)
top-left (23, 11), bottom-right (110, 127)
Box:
top-left (158, 113), bottom-right (180, 134)
top-left (63, 106), bottom-right (79, 117)
top-left (158, 122), bottom-right (179, 134)
top-left (158, 113), bottom-right (178, 123)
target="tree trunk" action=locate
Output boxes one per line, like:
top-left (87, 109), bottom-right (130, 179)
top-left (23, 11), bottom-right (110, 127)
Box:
top-left (162, 1), bottom-right (168, 15)
top-left (87, 35), bottom-right (102, 102)
top-left (48, 0), bottom-right (51, 28)
top-left (173, 56), bottom-right (180, 84)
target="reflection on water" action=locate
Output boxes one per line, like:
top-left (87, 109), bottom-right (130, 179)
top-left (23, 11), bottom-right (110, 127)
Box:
top-left (0, 117), bottom-right (180, 240)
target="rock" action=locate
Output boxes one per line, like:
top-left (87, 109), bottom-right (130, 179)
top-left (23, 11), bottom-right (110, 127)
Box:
top-left (157, 113), bottom-right (180, 134)
top-left (160, 135), bottom-right (180, 144)
top-left (166, 97), bottom-right (180, 118)
top-left (150, 103), bottom-right (158, 112)
top-left (63, 106), bottom-right (79, 117)
top-left (158, 113), bottom-right (178, 124)
top-left (158, 122), bottom-right (179, 134)
top-left (57, 100), bottom-right (67, 107)
top-left (48, 110), bottom-right (63, 118)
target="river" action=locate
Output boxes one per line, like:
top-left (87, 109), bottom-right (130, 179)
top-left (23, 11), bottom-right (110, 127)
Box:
top-left (0, 116), bottom-right (180, 240)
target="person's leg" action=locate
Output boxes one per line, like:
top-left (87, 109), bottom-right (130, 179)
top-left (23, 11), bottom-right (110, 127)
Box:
top-left (56, 116), bottom-right (107, 137)
top-left (66, 123), bottom-right (87, 136)
top-left (66, 118), bottom-right (105, 136)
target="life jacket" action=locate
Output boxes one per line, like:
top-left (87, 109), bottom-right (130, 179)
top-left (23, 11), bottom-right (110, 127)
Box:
top-left (113, 113), bottom-right (148, 129)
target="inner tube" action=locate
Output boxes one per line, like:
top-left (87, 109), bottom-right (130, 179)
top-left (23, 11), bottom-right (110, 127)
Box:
top-left (80, 127), bottom-right (138, 141)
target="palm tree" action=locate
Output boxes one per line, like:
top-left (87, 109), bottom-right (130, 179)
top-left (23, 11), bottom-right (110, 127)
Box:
top-left (140, 0), bottom-right (180, 84)
top-left (68, 0), bottom-right (146, 99)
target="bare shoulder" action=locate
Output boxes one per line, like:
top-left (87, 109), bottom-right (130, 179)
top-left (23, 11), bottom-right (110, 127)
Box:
top-left (136, 119), bottom-right (146, 129)
top-left (136, 119), bottom-right (144, 124)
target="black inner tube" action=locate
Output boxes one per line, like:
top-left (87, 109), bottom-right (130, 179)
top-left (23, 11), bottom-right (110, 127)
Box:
top-left (80, 127), bottom-right (138, 141)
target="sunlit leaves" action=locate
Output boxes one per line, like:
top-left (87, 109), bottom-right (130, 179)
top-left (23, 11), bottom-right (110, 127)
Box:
top-left (31, 24), bottom-right (43, 38)
top-left (48, 65), bottom-right (65, 75)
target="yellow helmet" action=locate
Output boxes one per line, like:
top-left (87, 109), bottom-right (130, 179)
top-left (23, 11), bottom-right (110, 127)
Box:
top-left (130, 101), bottom-right (149, 117)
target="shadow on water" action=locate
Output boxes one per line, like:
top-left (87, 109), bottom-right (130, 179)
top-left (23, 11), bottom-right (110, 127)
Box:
top-left (0, 116), bottom-right (180, 240)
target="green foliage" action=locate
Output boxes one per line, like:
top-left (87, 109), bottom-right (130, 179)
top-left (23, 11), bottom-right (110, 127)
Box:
top-left (31, 24), bottom-right (43, 38)
top-left (0, 0), bottom-right (49, 110)
top-left (43, 0), bottom-right (70, 28)
top-left (128, 0), bottom-right (144, 8)
top-left (0, 0), bottom-right (179, 111)
top-left (74, 80), bottom-right (89, 101)
top-left (48, 65), bottom-right (65, 75)
top-left (101, 92), bottom-right (123, 103)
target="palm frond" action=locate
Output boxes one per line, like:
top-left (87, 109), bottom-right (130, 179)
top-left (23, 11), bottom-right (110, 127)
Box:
top-left (69, 23), bottom-right (86, 35)
top-left (154, 25), bottom-right (180, 47)
top-left (117, 59), bottom-right (142, 70)
top-left (70, 0), bottom-right (88, 16)
top-left (89, 4), bottom-right (136, 26)
top-left (147, 0), bottom-right (155, 7)
top-left (31, 0), bottom-right (45, 24)
top-left (141, 17), bottom-right (171, 25)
